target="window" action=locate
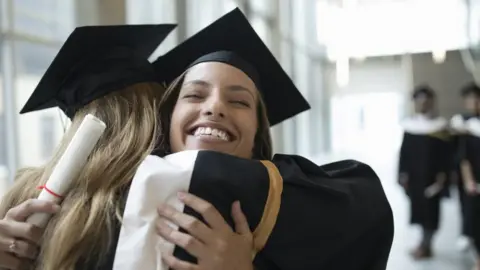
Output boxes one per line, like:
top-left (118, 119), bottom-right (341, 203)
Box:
top-left (10, 3), bottom-right (74, 167)
top-left (0, 0), bottom-right (74, 176)
top-left (466, 0), bottom-right (480, 67)
top-left (39, 116), bottom-right (56, 160)
top-left (250, 15), bottom-right (270, 46)
top-left (0, 112), bottom-right (5, 166)
top-left (467, 0), bottom-right (480, 46)
top-left (248, 0), bottom-right (275, 17)
top-left (0, 39), bottom-right (6, 170)
top-left (14, 41), bottom-right (60, 166)
top-left (14, 41), bottom-right (58, 76)
top-left (13, 0), bottom-right (75, 40)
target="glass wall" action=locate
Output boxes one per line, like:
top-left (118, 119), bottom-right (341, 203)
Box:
top-left (13, 0), bottom-right (73, 41)
top-left (185, 0), bottom-right (239, 36)
top-left (125, 0), bottom-right (178, 58)
top-left (0, 36), bottom-right (6, 182)
top-left (466, 0), bottom-right (480, 74)
top-left (0, 0), bottom-right (75, 182)
top-left (14, 1), bottom-right (75, 168)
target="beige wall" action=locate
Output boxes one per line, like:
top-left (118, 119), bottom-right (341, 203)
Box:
top-left (325, 56), bottom-right (411, 97)
top-left (324, 55), bottom-right (412, 125)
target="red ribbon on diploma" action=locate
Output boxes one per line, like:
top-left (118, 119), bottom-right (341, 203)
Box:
top-left (37, 185), bottom-right (63, 199)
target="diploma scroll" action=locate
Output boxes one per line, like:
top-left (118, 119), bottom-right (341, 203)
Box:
top-left (26, 114), bottom-right (106, 228)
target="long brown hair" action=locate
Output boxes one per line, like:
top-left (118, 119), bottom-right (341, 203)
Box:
top-left (0, 82), bottom-right (165, 270)
top-left (155, 71), bottom-right (273, 159)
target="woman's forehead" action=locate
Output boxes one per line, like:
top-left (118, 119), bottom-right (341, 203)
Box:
top-left (183, 62), bottom-right (256, 90)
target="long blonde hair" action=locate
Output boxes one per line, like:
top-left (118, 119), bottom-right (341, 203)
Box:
top-left (0, 82), bottom-right (164, 269)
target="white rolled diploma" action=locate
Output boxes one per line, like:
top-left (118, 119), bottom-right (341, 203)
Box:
top-left (26, 114), bottom-right (106, 228)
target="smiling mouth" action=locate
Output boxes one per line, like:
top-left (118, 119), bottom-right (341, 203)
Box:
top-left (191, 127), bottom-right (231, 142)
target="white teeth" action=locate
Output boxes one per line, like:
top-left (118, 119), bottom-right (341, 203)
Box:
top-left (193, 127), bottom-right (230, 141)
top-left (194, 127), bottom-right (204, 136)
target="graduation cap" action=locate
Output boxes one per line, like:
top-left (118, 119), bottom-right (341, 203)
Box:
top-left (20, 24), bottom-right (176, 118)
top-left (153, 8), bottom-right (310, 126)
top-left (412, 85), bottom-right (435, 99)
top-left (460, 82), bottom-right (480, 97)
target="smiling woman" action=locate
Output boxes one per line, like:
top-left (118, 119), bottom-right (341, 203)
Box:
top-left (113, 8), bottom-right (394, 270)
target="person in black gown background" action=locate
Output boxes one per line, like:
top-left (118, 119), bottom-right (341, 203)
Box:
top-left (398, 86), bottom-right (451, 260)
top-left (457, 82), bottom-right (480, 270)
top-left (450, 82), bottom-right (480, 251)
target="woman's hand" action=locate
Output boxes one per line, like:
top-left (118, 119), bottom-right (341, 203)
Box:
top-left (465, 179), bottom-right (478, 196)
top-left (425, 172), bottom-right (447, 198)
top-left (156, 192), bottom-right (254, 270)
top-left (0, 199), bottom-right (60, 269)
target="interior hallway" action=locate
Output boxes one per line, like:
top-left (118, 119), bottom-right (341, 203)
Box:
top-left (311, 151), bottom-right (477, 270)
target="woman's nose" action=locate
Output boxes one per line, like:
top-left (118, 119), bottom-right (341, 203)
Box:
top-left (204, 110), bottom-right (225, 118)
top-left (202, 98), bottom-right (226, 119)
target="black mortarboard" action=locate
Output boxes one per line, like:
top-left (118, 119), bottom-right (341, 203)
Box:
top-left (460, 82), bottom-right (480, 97)
top-left (20, 24), bottom-right (176, 118)
top-left (412, 85), bottom-right (435, 99)
top-left (153, 8), bottom-right (310, 126)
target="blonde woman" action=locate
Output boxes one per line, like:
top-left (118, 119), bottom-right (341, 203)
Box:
top-left (0, 24), bottom-right (175, 269)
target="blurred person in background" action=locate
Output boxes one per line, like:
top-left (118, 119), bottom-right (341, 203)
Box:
top-left (398, 85), bottom-right (451, 260)
top-left (457, 82), bottom-right (480, 270)
top-left (450, 82), bottom-right (480, 251)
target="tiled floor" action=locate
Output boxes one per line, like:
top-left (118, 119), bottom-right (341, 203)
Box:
top-left (311, 151), bottom-right (477, 270)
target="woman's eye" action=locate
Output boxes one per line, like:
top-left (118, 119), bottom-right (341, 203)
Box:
top-left (232, 100), bottom-right (251, 107)
top-left (183, 94), bottom-right (202, 99)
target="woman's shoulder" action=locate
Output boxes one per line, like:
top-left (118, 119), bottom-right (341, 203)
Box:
top-left (272, 154), bottom-right (381, 186)
top-left (260, 154), bottom-right (394, 269)
top-left (272, 154), bottom-right (392, 220)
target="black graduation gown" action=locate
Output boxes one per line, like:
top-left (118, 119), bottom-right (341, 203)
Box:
top-left (399, 115), bottom-right (451, 231)
top-left (460, 117), bottom-right (480, 250)
top-left (113, 151), bottom-right (394, 270)
top-left (449, 113), bottom-right (475, 237)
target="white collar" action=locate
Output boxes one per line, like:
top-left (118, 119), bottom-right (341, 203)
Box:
top-left (114, 151), bottom-right (201, 269)
top-left (450, 114), bottom-right (467, 132)
top-left (466, 117), bottom-right (480, 138)
top-left (401, 114), bottom-right (447, 135)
